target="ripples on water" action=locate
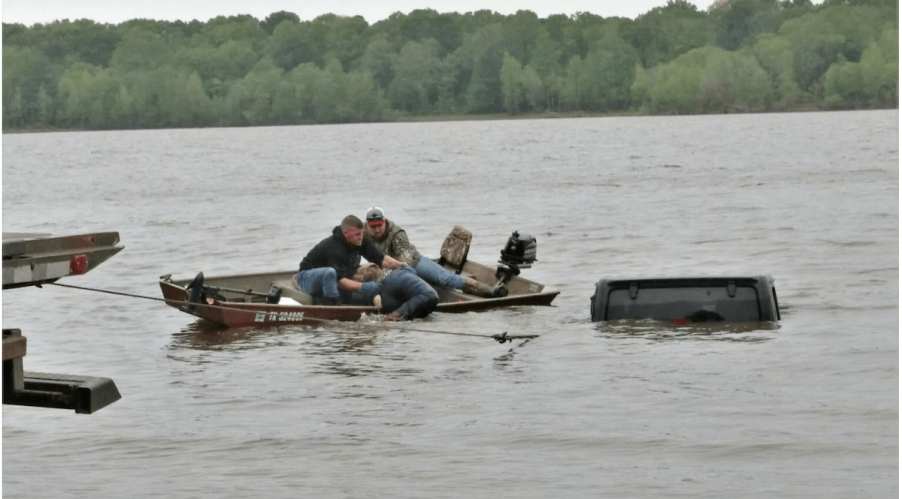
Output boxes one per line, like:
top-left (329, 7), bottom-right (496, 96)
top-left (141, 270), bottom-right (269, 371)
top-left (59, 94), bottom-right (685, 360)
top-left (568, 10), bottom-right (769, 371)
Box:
top-left (2, 111), bottom-right (898, 498)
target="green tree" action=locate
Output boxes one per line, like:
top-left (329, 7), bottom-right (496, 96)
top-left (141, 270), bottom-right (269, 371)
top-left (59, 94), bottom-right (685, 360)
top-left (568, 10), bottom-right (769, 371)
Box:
top-left (110, 27), bottom-right (174, 71)
top-left (779, 4), bottom-right (889, 93)
top-left (746, 33), bottom-right (803, 103)
top-left (268, 21), bottom-right (312, 71)
top-left (561, 55), bottom-right (585, 109)
top-left (459, 23), bottom-right (506, 113)
top-left (560, 11), bottom-right (607, 62)
top-left (224, 58), bottom-right (284, 125)
top-left (323, 15), bottom-right (370, 71)
top-left (200, 15), bottom-right (266, 50)
top-left (3, 22), bottom-right (28, 45)
top-left (174, 39), bottom-right (259, 97)
top-left (824, 27), bottom-right (899, 107)
top-left (357, 34), bottom-right (396, 90)
top-left (630, 63), bottom-right (650, 109)
top-left (109, 83), bottom-right (136, 127)
top-left (502, 10), bottom-right (542, 64)
top-left (699, 48), bottom-right (772, 112)
top-left (3, 46), bottom-right (55, 126)
top-left (387, 39), bottom-right (444, 113)
top-left (562, 33), bottom-right (637, 111)
top-left (16, 19), bottom-right (121, 67)
top-left (649, 46), bottom-right (713, 113)
top-left (261, 11), bottom-right (300, 36)
top-left (5, 87), bottom-right (25, 128)
top-left (629, 0), bottom-right (710, 68)
top-left (710, 0), bottom-right (783, 51)
top-left (36, 85), bottom-right (54, 125)
top-left (529, 29), bottom-right (564, 110)
top-left (396, 9), bottom-right (463, 57)
top-left (56, 62), bottom-right (98, 126)
top-left (500, 52), bottom-right (524, 113)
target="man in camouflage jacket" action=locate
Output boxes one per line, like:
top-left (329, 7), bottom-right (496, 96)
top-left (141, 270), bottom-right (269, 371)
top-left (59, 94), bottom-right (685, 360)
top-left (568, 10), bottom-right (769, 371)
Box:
top-left (362, 207), bottom-right (506, 298)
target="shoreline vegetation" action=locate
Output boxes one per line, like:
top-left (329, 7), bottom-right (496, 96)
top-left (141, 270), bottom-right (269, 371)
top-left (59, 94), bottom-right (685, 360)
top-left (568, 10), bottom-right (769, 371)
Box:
top-left (3, 0), bottom-right (897, 133)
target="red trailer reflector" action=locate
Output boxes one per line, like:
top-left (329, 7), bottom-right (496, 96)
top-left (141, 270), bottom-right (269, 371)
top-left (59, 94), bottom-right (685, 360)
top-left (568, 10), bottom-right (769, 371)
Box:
top-left (672, 318), bottom-right (691, 325)
top-left (70, 254), bottom-right (88, 274)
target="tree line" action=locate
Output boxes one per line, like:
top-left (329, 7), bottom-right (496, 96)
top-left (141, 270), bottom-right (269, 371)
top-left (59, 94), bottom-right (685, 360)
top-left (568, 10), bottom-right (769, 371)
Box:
top-left (2, 0), bottom-right (898, 130)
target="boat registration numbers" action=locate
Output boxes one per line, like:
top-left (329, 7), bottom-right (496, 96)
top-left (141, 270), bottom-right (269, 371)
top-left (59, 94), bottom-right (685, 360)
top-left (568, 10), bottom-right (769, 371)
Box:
top-left (255, 311), bottom-right (305, 322)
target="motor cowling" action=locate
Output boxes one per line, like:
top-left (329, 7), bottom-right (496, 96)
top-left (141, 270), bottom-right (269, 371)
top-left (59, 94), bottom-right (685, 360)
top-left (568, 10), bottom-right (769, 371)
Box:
top-left (500, 231), bottom-right (537, 267)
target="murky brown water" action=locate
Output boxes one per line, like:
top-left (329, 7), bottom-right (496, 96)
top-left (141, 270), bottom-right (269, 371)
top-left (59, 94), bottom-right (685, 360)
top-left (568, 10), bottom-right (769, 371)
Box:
top-left (3, 110), bottom-right (898, 498)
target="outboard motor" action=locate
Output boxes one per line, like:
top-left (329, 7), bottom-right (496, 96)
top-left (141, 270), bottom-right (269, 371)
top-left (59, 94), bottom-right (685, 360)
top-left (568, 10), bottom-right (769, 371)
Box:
top-left (497, 231), bottom-right (537, 282)
top-left (185, 272), bottom-right (205, 313)
top-left (500, 231), bottom-right (537, 269)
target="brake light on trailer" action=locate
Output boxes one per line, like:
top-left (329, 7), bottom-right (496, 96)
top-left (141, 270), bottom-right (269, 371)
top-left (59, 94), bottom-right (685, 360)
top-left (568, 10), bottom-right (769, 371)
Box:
top-left (70, 254), bottom-right (88, 274)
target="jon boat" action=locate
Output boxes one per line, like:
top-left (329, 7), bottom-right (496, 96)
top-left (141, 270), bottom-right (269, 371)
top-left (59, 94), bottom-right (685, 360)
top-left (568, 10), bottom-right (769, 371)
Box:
top-left (158, 230), bottom-right (559, 328)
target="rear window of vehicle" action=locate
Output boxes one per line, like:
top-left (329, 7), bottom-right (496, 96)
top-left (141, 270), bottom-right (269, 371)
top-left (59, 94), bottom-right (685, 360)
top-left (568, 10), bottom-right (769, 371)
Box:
top-left (605, 285), bottom-right (761, 322)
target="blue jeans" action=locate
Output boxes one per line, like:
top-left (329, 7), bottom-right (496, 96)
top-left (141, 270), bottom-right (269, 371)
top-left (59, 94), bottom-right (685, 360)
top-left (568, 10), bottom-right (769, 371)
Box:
top-left (414, 257), bottom-right (465, 289)
top-left (381, 266), bottom-right (439, 319)
top-left (296, 268), bottom-right (339, 301)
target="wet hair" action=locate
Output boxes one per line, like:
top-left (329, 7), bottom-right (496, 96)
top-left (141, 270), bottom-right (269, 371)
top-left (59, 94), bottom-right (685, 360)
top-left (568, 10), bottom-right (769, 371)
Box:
top-left (341, 215), bottom-right (364, 231)
top-left (352, 263), bottom-right (383, 282)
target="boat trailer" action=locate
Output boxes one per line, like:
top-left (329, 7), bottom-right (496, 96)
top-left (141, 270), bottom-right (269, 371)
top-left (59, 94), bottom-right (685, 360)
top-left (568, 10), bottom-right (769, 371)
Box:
top-left (3, 232), bottom-right (123, 414)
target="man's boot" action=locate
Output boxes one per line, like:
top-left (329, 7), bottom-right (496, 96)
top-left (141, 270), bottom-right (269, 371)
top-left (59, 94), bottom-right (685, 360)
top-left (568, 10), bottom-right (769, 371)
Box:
top-left (463, 279), bottom-right (508, 298)
top-left (321, 295), bottom-right (341, 306)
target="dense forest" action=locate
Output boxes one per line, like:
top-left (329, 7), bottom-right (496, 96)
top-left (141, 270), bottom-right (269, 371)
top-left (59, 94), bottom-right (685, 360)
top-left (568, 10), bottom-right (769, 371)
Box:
top-left (2, 0), bottom-right (898, 130)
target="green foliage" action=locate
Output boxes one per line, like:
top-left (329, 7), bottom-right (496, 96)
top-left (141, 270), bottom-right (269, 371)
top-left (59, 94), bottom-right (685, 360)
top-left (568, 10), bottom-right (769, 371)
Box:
top-left (500, 52), bottom-right (542, 113)
top-left (387, 9), bottom-right (463, 57)
top-left (261, 11), bottom-right (300, 36)
top-left (824, 26), bottom-right (899, 107)
top-left (110, 27), bottom-right (175, 71)
top-left (267, 21), bottom-right (323, 71)
top-left (529, 29), bottom-right (565, 110)
top-left (266, 14), bottom-right (369, 72)
top-left (1, 3), bottom-right (894, 130)
top-left (630, 64), bottom-right (650, 108)
top-left (3, 45), bottom-right (56, 126)
top-left (746, 33), bottom-right (803, 103)
top-left (650, 46), bottom-right (712, 113)
top-left (460, 24), bottom-right (506, 113)
top-left (357, 35), bottom-right (396, 90)
top-left (387, 40), bottom-right (445, 113)
top-left (710, 0), bottom-right (784, 51)
top-left (502, 10), bottom-right (542, 64)
top-left (200, 15), bottom-right (266, 50)
top-left (779, 4), bottom-right (891, 92)
top-left (699, 49), bottom-right (772, 111)
top-left (562, 33), bottom-right (638, 111)
top-left (630, 0), bottom-right (711, 68)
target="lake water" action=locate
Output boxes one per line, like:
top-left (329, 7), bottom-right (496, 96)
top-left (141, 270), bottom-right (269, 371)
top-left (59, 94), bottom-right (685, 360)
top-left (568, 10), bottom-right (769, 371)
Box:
top-left (2, 110), bottom-right (898, 498)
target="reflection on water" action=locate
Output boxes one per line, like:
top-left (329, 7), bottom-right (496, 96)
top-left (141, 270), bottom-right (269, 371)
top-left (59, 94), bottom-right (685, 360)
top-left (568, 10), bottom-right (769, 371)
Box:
top-left (168, 314), bottom-right (392, 351)
top-left (596, 320), bottom-right (779, 342)
top-left (168, 321), bottom-right (270, 350)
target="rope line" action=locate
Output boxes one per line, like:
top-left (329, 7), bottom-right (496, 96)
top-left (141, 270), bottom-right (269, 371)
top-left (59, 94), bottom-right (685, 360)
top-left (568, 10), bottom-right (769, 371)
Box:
top-left (46, 282), bottom-right (537, 344)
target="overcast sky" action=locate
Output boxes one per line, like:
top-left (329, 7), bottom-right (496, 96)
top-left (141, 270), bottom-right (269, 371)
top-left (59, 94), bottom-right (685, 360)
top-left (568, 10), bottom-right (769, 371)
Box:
top-left (2, 0), bottom-right (720, 27)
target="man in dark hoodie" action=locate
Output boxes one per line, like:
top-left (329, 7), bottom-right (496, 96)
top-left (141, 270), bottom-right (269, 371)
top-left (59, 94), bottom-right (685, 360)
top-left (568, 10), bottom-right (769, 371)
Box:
top-left (297, 215), bottom-right (404, 305)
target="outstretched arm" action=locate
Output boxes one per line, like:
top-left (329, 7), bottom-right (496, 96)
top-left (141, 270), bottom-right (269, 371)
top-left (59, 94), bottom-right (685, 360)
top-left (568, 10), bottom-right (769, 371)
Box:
top-left (338, 277), bottom-right (364, 291)
top-left (381, 255), bottom-right (404, 269)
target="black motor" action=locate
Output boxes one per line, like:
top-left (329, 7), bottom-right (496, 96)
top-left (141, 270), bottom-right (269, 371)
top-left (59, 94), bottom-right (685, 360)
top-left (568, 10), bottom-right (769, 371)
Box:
top-left (500, 231), bottom-right (537, 268)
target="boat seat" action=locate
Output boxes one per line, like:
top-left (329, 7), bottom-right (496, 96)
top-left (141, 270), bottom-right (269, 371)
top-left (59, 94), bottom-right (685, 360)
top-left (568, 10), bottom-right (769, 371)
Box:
top-left (272, 278), bottom-right (313, 305)
top-left (439, 226), bottom-right (472, 274)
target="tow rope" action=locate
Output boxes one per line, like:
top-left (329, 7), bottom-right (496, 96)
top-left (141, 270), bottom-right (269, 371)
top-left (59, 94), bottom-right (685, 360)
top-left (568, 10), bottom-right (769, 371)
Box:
top-left (46, 282), bottom-right (538, 345)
